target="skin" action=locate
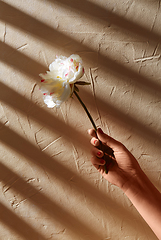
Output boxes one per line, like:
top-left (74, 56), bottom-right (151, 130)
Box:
top-left (88, 128), bottom-right (161, 240)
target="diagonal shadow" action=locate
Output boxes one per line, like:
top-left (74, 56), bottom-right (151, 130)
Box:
top-left (0, 83), bottom-right (158, 238)
top-left (0, 81), bottom-right (89, 151)
top-left (0, 84), bottom-right (158, 238)
top-left (0, 1), bottom-right (158, 238)
top-left (0, 41), bottom-right (47, 78)
top-left (0, 202), bottom-right (46, 240)
top-left (0, 125), bottom-right (152, 238)
top-left (0, 72), bottom-right (161, 159)
top-left (0, 2), bottom-right (161, 98)
top-left (1, 77), bottom-right (161, 188)
top-left (80, 87), bottom-right (161, 150)
top-left (0, 162), bottom-right (102, 240)
top-left (1, 2), bottom-right (159, 156)
top-left (46, 0), bottom-right (161, 42)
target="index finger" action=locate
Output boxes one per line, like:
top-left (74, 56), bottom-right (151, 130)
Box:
top-left (88, 129), bottom-right (97, 138)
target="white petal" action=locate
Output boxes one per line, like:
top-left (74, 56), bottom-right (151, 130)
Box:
top-left (49, 56), bottom-right (67, 71)
top-left (49, 61), bottom-right (60, 72)
top-left (44, 95), bottom-right (56, 108)
top-left (68, 64), bottom-right (84, 83)
top-left (39, 54), bottom-right (84, 108)
top-left (56, 82), bottom-right (72, 107)
top-left (69, 54), bottom-right (83, 64)
top-left (40, 79), bottom-right (63, 94)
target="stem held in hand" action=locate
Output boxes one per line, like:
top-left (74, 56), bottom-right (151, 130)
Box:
top-left (73, 90), bottom-right (109, 173)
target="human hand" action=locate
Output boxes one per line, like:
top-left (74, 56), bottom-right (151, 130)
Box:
top-left (89, 128), bottom-right (161, 239)
top-left (88, 128), bottom-right (142, 190)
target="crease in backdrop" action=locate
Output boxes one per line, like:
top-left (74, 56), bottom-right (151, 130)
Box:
top-left (0, 0), bottom-right (160, 239)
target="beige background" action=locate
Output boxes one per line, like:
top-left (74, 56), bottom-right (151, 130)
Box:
top-left (0, 0), bottom-right (161, 239)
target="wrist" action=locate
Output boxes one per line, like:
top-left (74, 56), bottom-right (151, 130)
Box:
top-left (121, 168), bottom-right (146, 196)
top-left (122, 167), bottom-right (161, 205)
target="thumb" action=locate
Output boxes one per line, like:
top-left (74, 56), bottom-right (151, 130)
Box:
top-left (97, 128), bottom-right (120, 150)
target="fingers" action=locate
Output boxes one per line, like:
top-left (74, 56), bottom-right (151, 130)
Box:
top-left (96, 128), bottom-right (120, 150)
top-left (88, 129), bottom-right (97, 138)
top-left (91, 148), bottom-right (105, 170)
top-left (91, 147), bottom-right (114, 173)
top-left (88, 128), bottom-right (120, 149)
top-left (90, 137), bottom-right (100, 147)
top-left (91, 147), bottom-right (104, 159)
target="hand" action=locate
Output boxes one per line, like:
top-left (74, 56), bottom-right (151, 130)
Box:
top-left (89, 128), bottom-right (161, 239)
top-left (88, 128), bottom-right (142, 190)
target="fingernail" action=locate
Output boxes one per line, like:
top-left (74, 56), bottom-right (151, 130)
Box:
top-left (100, 159), bottom-right (105, 164)
top-left (94, 139), bottom-right (98, 144)
top-left (98, 128), bottom-right (103, 134)
top-left (97, 151), bottom-right (102, 156)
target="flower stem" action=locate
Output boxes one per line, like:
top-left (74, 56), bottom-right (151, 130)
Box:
top-left (73, 90), bottom-right (108, 174)
top-left (73, 90), bottom-right (97, 132)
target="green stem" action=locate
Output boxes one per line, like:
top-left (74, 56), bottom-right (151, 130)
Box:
top-left (73, 90), bottom-right (108, 174)
top-left (73, 90), bottom-right (97, 132)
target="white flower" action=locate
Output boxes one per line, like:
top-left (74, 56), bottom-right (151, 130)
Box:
top-left (39, 54), bottom-right (84, 108)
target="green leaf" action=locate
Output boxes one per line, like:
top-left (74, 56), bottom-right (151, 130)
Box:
top-left (75, 81), bottom-right (91, 86)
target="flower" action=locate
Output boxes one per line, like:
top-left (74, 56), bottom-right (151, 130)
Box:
top-left (39, 54), bottom-right (111, 174)
top-left (39, 54), bottom-right (84, 108)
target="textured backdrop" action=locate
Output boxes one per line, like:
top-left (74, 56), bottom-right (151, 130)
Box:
top-left (0, 0), bottom-right (161, 239)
